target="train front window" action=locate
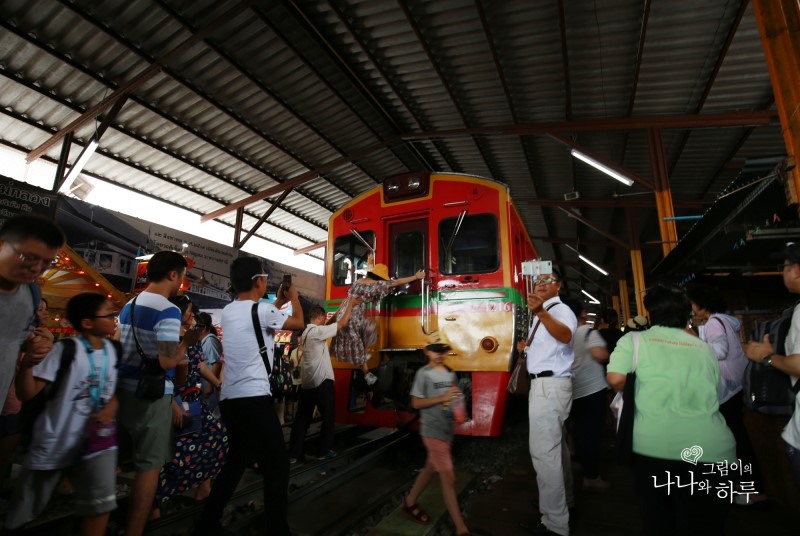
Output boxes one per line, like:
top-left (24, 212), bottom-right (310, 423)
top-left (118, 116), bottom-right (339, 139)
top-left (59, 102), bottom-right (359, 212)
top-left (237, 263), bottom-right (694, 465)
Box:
top-left (332, 231), bottom-right (376, 286)
top-left (438, 214), bottom-right (499, 275)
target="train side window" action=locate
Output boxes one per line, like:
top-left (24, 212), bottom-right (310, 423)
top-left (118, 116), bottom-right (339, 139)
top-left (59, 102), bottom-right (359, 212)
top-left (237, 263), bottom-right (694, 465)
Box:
top-left (438, 214), bottom-right (499, 275)
top-left (332, 231), bottom-right (376, 286)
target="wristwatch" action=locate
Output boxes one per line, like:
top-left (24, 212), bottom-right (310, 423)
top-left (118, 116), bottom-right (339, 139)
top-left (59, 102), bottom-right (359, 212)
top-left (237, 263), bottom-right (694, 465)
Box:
top-left (763, 354), bottom-right (774, 367)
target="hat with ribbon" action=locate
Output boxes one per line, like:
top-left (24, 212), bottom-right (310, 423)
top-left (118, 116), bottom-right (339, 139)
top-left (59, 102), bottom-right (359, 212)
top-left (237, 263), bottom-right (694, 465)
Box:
top-left (425, 330), bottom-right (452, 352)
top-left (367, 263), bottom-right (390, 281)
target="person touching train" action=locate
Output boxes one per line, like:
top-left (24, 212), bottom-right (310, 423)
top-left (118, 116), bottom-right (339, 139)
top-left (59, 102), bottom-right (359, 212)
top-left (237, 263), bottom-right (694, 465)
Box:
top-left (287, 299), bottom-right (358, 463)
top-left (332, 264), bottom-right (424, 386)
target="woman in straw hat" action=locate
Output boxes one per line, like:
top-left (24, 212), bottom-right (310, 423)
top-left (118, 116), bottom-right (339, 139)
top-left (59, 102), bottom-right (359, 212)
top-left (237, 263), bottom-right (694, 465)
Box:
top-left (332, 264), bottom-right (424, 385)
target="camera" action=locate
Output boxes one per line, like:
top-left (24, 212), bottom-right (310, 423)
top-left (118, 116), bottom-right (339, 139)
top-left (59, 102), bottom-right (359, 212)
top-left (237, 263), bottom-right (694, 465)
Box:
top-left (521, 260), bottom-right (552, 278)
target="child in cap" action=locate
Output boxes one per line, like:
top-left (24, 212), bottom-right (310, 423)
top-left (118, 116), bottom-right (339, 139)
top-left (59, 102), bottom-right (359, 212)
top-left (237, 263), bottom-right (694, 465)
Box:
top-left (401, 331), bottom-right (470, 536)
top-left (8, 293), bottom-right (120, 535)
top-left (332, 264), bottom-right (424, 385)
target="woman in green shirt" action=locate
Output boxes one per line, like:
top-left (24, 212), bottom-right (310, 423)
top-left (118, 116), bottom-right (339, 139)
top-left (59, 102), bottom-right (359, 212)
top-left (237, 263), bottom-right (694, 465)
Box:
top-left (607, 285), bottom-right (735, 536)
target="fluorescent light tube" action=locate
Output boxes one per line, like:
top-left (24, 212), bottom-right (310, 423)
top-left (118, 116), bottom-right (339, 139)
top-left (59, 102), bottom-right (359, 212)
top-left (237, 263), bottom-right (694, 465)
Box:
top-left (64, 139), bottom-right (99, 185)
top-left (582, 289), bottom-right (601, 304)
top-left (578, 254), bottom-right (609, 276)
top-left (571, 149), bottom-right (634, 187)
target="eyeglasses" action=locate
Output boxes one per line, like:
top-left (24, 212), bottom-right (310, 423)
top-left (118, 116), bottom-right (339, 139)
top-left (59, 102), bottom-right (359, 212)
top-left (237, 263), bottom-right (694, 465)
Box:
top-left (10, 245), bottom-right (57, 269)
top-left (92, 313), bottom-right (119, 321)
top-left (534, 277), bottom-right (559, 285)
top-left (251, 273), bottom-right (269, 280)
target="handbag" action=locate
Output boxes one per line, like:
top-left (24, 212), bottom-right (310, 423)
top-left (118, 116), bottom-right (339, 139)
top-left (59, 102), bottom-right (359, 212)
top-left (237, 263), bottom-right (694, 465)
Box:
top-left (251, 303), bottom-right (292, 399)
top-left (85, 421), bottom-right (117, 455)
top-left (176, 388), bottom-right (203, 436)
top-left (507, 303), bottom-right (558, 396)
top-left (131, 296), bottom-right (166, 400)
top-left (507, 353), bottom-right (530, 396)
top-left (82, 337), bottom-right (117, 456)
top-left (614, 331), bottom-right (641, 464)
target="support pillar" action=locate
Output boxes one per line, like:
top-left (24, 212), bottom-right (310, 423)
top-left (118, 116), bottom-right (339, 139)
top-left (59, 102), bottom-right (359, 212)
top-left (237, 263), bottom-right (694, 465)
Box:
top-left (753, 0), bottom-right (800, 204)
top-left (626, 208), bottom-right (646, 316)
top-left (648, 128), bottom-right (679, 256)
top-left (630, 249), bottom-right (646, 316)
top-left (616, 282), bottom-right (628, 325)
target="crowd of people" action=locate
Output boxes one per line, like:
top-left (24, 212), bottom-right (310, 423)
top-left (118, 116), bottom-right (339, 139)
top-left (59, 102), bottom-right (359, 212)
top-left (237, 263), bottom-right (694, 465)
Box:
top-left (2, 213), bottom-right (800, 536)
top-left (518, 266), bottom-right (799, 536)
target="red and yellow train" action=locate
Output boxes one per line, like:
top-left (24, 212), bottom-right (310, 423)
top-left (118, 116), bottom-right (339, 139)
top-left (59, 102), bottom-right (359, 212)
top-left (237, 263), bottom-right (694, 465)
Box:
top-left (326, 171), bottom-right (537, 436)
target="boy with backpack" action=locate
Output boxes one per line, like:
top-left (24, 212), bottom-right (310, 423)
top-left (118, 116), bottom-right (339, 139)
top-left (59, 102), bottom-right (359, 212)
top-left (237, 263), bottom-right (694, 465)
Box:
top-left (402, 331), bottom-right (470, 536)
top-left (6, 293), bottom-right (120, 535)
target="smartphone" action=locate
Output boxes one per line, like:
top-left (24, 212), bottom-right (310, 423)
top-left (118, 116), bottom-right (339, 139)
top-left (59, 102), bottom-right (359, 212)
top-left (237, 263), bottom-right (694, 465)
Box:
top-left (282, 274), bottom-right (292, 291)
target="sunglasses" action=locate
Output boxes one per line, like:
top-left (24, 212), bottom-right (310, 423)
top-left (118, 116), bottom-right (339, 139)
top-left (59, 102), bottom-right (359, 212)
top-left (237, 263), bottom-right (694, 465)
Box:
top-left (534, 277), bottom-right (559, 285)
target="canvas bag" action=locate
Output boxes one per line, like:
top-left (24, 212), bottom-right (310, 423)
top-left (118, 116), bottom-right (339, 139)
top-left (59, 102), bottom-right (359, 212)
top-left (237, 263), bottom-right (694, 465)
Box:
top-left (611, 331), bottom-right (640, 464)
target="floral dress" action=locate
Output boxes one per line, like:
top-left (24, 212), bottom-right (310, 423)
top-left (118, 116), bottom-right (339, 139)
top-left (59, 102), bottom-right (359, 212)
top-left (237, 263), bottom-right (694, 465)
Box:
top-left (157, 343), bottom-right (228, 502)
top-left (332, 279), bottom-right (394, 365)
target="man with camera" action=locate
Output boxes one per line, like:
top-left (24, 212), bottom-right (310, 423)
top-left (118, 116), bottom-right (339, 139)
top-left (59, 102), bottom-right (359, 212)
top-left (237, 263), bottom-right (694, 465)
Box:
top-left (522, 268), bottom-right (577, 536)
top-left (194, 258), bottom-right (303, 536)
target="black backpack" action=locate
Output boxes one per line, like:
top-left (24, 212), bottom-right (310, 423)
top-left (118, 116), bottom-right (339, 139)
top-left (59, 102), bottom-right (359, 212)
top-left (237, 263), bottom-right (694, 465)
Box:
top-left (742, 307), bottom-right (800, 416)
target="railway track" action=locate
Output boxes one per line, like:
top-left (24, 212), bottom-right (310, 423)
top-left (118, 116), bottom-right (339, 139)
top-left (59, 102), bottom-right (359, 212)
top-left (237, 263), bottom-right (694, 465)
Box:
top-left (7, 425), bottom-right (417, 536)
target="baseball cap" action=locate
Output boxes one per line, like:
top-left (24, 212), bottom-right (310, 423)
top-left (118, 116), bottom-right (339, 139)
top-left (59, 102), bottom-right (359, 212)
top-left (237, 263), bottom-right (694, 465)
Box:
top-left (425, 330), bottom-right (451, 352)
top-left (770, 242), bottom-right (800, 265)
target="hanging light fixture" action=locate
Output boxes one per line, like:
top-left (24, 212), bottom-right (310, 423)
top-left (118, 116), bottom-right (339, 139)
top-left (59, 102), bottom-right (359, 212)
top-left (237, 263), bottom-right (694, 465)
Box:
top-left (564, 244), bottom-right (609, 276)
top-left (571, 149), bottom-right (634, 187)
top-left (582, 289), bottom-right (601, 304)
top-left (63, 137), bottom-right (99, 185)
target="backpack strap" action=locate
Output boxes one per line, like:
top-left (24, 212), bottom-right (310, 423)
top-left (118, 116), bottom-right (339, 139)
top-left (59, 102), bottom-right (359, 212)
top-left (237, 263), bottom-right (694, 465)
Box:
top-left (46, 338), bottom-right (77, 400)
top-left (712, 316), bottom-right (727, 335)
top-left (29, 283), bottom-right (41, 322)
top-left (109, 339), bottom-right (123, 369)
top-left (251, 303), bottom-right (272, 376)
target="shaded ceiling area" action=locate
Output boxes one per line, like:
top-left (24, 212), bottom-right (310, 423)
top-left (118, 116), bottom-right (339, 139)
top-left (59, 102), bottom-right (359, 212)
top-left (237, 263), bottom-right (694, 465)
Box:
top-left (0, 0), bottom-right (791, 300)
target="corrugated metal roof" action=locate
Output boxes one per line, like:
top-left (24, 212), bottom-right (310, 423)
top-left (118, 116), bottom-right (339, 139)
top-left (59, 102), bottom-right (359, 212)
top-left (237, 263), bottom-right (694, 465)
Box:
top-left (0, 0), bottom-right (788, 291)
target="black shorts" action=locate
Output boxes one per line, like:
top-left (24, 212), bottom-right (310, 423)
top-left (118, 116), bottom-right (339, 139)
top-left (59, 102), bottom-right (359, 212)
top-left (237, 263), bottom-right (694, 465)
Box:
top-left (287, 385), bottom-right (301, 402)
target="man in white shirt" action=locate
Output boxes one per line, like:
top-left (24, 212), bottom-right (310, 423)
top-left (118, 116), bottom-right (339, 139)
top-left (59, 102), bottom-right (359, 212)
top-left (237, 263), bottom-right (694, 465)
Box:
top-left (745, 243), bottom-right (800, 491)
top-left (193, 256), bottom-right (303, 536)
top-left (287, 300), bottom-right (358, 463)
top-left (522, 269), bottom-right (577, 536)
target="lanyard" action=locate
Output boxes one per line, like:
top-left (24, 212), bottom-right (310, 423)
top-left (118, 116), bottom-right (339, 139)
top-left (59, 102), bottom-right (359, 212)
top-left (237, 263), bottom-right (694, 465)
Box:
top-left (78, 336), bottom-right (107, 412)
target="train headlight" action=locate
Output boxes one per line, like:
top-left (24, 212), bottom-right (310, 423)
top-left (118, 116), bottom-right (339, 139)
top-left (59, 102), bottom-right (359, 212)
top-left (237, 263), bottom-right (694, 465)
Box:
top-left (387, 181), bottom-right (400, 193)
top-left (480, 336), bottom-right (498, 353)
top-left (407, 176), bottom-right (421, 190)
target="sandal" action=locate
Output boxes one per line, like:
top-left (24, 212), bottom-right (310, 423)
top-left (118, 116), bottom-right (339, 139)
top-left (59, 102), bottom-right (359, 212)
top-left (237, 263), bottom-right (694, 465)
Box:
top-left (401, 499), bottom-right (431, 525)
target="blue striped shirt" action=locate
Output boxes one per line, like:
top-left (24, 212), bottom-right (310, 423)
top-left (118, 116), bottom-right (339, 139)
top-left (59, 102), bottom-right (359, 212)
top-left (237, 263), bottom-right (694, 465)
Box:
top-left (117, 292), bottom-right (181, 395)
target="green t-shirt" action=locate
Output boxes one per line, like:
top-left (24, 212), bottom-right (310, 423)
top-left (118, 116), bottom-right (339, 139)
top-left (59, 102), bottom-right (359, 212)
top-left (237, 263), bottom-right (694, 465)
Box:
top-left (608, 326), bottom-right (735, 462)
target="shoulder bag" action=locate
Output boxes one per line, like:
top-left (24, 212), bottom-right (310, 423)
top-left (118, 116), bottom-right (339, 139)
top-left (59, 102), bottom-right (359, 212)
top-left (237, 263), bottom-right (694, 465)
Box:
top-left (613, 331), bottom-right (640, 464)
top-left (131, 296), bottom-right (166, 400)
top-left (507, 303), bottom-right (559, 396)
top-left (251, 303), bottom-right (292, 399)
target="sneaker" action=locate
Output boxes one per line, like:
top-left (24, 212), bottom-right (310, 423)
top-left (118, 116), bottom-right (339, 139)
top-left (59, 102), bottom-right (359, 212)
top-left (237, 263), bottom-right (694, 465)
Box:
top-left (365, 372), bottom-right (378, 386)
top-left (289, 458), bottom-right (299, 465)
top-left (317, 450), bottom-right (337, 460)
top-left (582, 477), bottom-right (610, 490)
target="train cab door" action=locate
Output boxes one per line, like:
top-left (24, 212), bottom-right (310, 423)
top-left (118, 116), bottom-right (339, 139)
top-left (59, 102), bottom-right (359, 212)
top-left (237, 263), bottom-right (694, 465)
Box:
top-left (385, 218), bottom-right (428, 349)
